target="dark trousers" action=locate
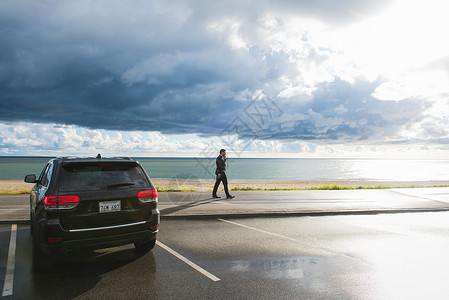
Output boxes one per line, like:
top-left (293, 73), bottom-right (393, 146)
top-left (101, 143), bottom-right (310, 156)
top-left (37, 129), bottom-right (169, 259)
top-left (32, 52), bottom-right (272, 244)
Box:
top-left (213, 173), bottom-right (230, 197)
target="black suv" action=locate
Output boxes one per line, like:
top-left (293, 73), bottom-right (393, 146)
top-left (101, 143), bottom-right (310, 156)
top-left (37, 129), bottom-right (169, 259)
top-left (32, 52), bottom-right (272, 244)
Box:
top-left (25, 156), bottom-right (159, 264)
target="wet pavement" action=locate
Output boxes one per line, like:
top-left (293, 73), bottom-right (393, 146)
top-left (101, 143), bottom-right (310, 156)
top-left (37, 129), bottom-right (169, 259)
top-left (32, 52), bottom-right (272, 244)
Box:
top-left (2, 189), bottom-right (449, 299)
top-left (3, 212), bottom-right (449, 299)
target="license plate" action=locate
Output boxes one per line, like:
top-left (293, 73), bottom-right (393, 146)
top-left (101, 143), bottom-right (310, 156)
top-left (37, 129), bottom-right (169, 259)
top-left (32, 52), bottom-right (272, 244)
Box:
top-left (99, 200), bottom-right (121, 213)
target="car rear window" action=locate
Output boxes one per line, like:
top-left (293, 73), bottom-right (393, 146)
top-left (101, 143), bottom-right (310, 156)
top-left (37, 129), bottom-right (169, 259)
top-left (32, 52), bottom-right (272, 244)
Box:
top-left (59, 162), bottom-right (151, 192)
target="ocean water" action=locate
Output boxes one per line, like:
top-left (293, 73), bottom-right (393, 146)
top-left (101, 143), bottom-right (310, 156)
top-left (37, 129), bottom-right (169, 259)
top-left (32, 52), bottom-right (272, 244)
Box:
top-left (1, 156), bottom-right (449, 182)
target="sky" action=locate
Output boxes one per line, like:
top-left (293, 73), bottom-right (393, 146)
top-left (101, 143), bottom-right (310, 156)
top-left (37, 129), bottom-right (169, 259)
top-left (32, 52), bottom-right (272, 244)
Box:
top-left (1, 0), bottom-right (449, 158)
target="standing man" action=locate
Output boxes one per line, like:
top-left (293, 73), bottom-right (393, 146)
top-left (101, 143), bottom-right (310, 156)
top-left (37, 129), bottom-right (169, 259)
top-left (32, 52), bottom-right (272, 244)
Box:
top-left (212, 149), bottom-right (235, 199)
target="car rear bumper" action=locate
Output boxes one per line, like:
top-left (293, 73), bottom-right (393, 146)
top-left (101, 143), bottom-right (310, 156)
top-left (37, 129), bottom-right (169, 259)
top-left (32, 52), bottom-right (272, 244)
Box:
top-left (39, 228), bottom-right (157, 254)
top-left (36, 209), bottom-right (159, 254)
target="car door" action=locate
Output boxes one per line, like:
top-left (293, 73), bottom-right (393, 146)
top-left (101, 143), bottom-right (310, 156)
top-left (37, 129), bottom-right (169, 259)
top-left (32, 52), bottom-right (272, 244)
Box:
top-left (31, 163), bottom-right (53, 214)
top-left (30, 161), bottom-right (55, 233)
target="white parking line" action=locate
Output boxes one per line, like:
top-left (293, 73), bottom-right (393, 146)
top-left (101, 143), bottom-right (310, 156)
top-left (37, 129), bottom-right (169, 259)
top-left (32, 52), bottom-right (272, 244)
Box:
top-left (218, 218), bottom-right (299, 242)
top-left (218, 218), bottom-right (370, 265)
top-left (2, 224), bottom-right (17, 297)
top-left (156, 241), bottom-right (220, 282)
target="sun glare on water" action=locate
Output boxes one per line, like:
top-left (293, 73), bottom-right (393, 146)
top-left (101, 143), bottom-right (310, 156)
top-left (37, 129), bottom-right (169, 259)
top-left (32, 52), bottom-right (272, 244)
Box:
top-left (348, 160), bottom-right (447, 181)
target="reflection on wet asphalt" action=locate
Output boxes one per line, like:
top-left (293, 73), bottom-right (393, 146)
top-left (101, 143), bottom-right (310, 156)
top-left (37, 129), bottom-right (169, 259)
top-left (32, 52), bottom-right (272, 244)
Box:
top-left (3, 212), bottom-right (449, 299)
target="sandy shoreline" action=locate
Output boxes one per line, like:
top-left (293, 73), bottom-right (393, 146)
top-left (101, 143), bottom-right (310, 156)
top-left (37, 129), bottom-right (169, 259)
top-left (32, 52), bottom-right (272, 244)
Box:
top-left (2, 179), bottom-right (449, 193)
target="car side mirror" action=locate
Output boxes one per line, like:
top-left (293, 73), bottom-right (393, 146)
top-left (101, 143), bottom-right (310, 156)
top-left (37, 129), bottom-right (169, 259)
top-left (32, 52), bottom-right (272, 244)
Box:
top-left (24, 174), bottom-right (37, 183)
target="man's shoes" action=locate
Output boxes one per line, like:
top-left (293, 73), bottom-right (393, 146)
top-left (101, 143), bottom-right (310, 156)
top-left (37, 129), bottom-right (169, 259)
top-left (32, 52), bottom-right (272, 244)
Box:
top-left (226, 195), bottom-right (235, 199)
top-left (212, 195), bottom-right (221, 198)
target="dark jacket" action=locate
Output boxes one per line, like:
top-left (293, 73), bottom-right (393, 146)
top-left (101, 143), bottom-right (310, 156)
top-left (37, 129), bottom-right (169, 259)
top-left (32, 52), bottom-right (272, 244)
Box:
top-left (215, 155), bottom-right (226, 176)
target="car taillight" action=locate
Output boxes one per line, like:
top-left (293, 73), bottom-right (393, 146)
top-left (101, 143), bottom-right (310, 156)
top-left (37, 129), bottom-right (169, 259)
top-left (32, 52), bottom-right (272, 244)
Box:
top-left (43, 196), bottom-right (58, 206)
top-left (43, 195), bottom-right (80, 209)
top-left (138, 189), bottom-right (158, 203)
top-left (47, 237), bottom-right (62, 243)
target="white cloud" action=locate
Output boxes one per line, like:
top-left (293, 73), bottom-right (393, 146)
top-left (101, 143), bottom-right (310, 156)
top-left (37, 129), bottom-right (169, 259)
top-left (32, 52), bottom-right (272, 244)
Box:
top-left (372, 70), bottom-right (449, 101)
top-left (0, 123), bottom-right (189, 156)
top-left (2, 121), bottom-right (449, 158)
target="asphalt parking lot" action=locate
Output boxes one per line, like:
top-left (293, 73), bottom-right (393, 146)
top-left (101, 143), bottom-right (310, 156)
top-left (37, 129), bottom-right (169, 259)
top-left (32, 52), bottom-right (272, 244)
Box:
top-left (2, 188), bottom-right (449, 299)
top-left (2, 212), bottom-right (449, 299)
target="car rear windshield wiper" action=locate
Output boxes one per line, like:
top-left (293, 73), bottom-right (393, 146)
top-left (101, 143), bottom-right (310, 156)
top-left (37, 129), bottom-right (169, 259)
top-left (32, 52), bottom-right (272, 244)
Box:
top-left (107, 182), bottom-right (135, 188)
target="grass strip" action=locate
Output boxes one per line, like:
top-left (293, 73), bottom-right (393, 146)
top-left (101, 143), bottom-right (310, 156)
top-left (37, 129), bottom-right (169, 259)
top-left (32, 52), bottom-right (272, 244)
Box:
top-left (2, 185), bottom-right (449, 195)
top-left (0, 187), bottom-right (197, 194)
top-left (0, 190), bottom-right (31, 195)
top-left (231, 184), bottom-right (449, 191)
top-left (155, 187), bottom-right (196, 192)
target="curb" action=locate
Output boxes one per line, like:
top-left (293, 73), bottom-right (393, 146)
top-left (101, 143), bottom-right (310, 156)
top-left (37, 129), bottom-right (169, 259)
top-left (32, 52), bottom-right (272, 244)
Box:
top-left (159, 208), bottom-right (449, 219)
top-left (0, 219), bottom-right (30, 225)
top-left (3, 208), bottom-right (449, 224)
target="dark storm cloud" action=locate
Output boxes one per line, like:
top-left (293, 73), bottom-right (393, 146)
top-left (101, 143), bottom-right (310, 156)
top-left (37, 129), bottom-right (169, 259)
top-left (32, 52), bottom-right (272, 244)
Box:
top-left (191, 0), bottom-right (393, 24)
top-left (236, 78), bottom-right (429, 142)
top-left (1, 0), bottom-right (410, 143)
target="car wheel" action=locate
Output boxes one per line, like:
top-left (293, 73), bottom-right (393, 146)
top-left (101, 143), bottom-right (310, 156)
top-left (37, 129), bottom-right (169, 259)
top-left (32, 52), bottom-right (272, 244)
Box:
top-left (31, 231), bottom-right (50, 271)
top-left (30, 212), bottom-right (34, 235)
top-left (32, 242), bottom-right (46, 271)
top-left (134, 238), bottom-right (156, 252)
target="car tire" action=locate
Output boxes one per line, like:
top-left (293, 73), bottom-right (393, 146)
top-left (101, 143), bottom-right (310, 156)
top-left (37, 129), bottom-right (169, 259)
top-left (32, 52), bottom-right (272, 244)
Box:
top-left (134, 238), bottom-right (156, 252)
top-left (31, 230), bottom-right (52, 271)
top-left (30, 212), bottom-right (34, 235)
top-left (32, 240), bottom-right (47, 271)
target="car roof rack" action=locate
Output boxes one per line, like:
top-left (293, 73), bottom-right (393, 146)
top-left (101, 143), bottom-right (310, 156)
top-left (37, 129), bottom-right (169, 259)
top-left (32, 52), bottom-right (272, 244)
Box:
top-left (57, 156), bottom-right (133, 162)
